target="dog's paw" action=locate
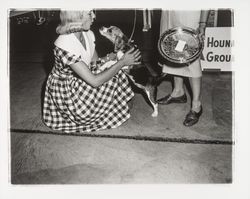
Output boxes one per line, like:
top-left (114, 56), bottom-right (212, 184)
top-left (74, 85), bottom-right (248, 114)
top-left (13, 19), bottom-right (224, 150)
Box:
top-left (151, 104), bottom-right (158, 117)
top-left (151, 111), bottom-right (158, 117)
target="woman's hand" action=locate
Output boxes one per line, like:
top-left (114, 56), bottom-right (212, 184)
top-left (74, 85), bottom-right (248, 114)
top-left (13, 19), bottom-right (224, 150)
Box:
top-left (119, 48), bottom-right (141, 66)
top-left (197, 21), bottom-right (208, 41)
top-left (197, 10), bottom-right (210, 41)
top-left (197, 26), bottom-right (206, 41)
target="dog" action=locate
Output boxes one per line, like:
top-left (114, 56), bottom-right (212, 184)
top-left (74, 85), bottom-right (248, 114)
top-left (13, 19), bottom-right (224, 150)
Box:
top-left (99, 26), bottom-right (158, 117)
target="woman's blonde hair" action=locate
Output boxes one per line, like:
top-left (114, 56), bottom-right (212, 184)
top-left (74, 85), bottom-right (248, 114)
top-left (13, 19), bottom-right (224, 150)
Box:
top-left (56, 10), bottom-right (90, 34)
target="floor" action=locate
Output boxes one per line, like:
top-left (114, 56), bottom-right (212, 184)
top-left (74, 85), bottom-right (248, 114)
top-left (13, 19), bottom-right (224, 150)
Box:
top-left (10, 61), bottom-right (233, 184)
top-left (9, 11), bottom-right (233, 184)
top-left (11, 133), bottom-right (232, 184)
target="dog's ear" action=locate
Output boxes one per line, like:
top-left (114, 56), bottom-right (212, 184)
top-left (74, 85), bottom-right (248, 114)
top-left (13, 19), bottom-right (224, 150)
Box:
top-left (122, 34), bottom-right (129, 44)
top-left (122, 34), bottom-right (135, 49)
top-left (113, 26), bottom-right (124, 37)
top-left (114, 36), bottom-right (125, 52)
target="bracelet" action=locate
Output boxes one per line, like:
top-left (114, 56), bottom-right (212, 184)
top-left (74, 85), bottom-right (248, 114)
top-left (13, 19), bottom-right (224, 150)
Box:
top-left (199, 22), bottom-right (207, 24)
top-left (97, 57), bottom-right (105, 64)
top-left (199, 22), bottom-right (207, 28)
top-left (106, 54), bottom-right (110, 61)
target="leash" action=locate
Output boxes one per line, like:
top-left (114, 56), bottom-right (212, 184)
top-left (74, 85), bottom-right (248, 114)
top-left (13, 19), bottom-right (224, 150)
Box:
top-left (128, 9), bottom-right (137, 42)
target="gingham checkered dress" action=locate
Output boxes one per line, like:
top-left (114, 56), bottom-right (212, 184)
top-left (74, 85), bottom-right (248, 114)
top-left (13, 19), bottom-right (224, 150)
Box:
top-left (43, 31), bottom-right (134, 133)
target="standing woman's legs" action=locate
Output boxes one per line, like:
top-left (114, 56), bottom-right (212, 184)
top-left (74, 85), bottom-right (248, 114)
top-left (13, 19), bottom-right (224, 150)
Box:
top-left (171, 76), bottom-right (185, 97)
top-left (183, 76), bottom-right (203, 126)
top-left (156, 75), bottom-right (187, 104)
top-left (189, 76), bottom-right (202, 112)
top-left (183, 60), bottom-right (203, 126)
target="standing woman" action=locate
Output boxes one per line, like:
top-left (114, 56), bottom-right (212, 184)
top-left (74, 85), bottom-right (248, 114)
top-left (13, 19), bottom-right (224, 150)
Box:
top-left (157, 10), bottom-right (210, 126)
top-left (43, 10), bottom-right (141, 133)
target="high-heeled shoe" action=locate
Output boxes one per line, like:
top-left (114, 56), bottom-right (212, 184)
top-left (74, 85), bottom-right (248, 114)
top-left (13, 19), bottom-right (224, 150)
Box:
top-left (183, 106), bottom-right (203, 127)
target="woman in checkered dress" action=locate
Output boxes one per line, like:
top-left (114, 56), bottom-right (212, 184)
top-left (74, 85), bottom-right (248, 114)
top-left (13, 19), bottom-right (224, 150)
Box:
top-left (43, 10), bottom-right (141, 133)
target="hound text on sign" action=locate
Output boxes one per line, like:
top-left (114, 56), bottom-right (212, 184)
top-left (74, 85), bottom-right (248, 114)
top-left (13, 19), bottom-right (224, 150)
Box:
top-left (201, 27), bottom-right (234, 71)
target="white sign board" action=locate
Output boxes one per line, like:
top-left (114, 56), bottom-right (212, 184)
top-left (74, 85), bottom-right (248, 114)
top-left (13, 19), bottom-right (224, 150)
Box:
top-left (201, 27), bottom-right (234, 71)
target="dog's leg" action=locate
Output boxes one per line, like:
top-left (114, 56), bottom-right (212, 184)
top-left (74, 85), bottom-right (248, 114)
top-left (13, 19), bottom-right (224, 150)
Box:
top-left (145, 87), bottom-right (158, 117)
top-left (144, 62), bottom-right (158, 77)
top-left (126, 74), bottom-right (158, 117)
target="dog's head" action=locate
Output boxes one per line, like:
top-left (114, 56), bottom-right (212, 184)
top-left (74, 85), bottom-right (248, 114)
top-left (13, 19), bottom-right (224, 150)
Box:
top-left (99, 26), bottom-right (134, 52)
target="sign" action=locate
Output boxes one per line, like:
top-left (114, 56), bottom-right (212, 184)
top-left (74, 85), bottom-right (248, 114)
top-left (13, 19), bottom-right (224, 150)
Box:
top-left (201, 27), bottom-right (234, 71)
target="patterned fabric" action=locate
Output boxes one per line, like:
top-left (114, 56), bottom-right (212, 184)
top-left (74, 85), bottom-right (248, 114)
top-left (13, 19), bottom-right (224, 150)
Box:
top-left (43, 46), bottom-right (134, 133)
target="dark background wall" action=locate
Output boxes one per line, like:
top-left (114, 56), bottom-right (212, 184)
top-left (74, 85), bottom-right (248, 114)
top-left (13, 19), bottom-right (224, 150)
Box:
top-left (9, 9), bottom-right (161, 55)
top-left (9, 9), bottom-right (233, 73)
top-left (9, 9), bottom-right (233, 54)
top-left (9, 9), bottom-right (162, 74)
top-left (217, 9), bottom-right (233, 27)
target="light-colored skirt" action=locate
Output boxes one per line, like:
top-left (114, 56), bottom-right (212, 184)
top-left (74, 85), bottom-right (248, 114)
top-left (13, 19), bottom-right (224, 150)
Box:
top-left (160, 10), bottom-right (202, 78)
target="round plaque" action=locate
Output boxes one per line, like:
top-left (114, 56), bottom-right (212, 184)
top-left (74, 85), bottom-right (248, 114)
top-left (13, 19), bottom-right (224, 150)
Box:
top-left (158, 27), bottom-right (204, 65)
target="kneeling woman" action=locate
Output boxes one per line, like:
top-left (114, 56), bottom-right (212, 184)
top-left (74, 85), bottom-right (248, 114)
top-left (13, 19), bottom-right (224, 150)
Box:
top-left (43, 10), bottom-right (141, 133)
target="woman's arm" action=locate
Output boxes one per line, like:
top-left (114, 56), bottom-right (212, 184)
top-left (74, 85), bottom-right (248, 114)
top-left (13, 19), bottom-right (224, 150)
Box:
top-left (92, 50), bottom-right (99, 62)
top-left (91, 50), bottom-right (117, 65)
top-left (199, 10), bottom-right (210, 25)
top-left (71, 48), bottom-right (141, 87)
top-left (198, 10), bottom-right (211, 40)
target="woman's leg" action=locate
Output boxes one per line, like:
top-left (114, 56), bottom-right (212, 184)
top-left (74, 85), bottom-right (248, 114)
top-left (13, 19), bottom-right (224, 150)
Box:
top-left (183, 76), bottom-right (203, 126)
top-left (189, 77), bottom-right (202, 112)
top-left (157, 75), bottom-right (187, 104)
top-left (171, 76), bottom-right (185, 97)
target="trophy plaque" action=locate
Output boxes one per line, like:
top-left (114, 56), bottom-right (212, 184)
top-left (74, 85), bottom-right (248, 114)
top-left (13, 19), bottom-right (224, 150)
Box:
top-left (158, 27), bottom-right (204, 65)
